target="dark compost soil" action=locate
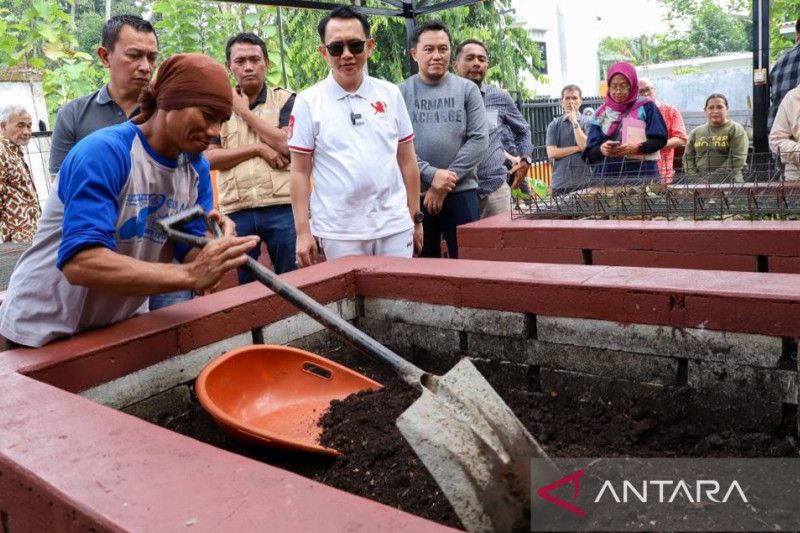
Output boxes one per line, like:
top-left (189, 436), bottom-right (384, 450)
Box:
top-left (163, 345), bottom-right (799, 531)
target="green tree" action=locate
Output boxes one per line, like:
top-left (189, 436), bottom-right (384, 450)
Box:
top-left (647, 0), bottom-right (750, 61)
top-left (9, 0), bottom-right (540, 120)
top-left (641, 0), bottom-right (800, 62)
top-left (0, 0), bottom-right (102, 119)
top-left (283, 0), bottom-right (543, 93)
top-left (0, 0), bottom-right (85, 68)
top-left (597, 35), bottom-right (671, 76)
top-left (685, 0), bottom-right (750, 56)
top-left (597, 36), bottom-right (636, 75)
top-left (771, 0), bottom-right (800, 60)
top-left (71, 0), bottom-right (143, 55)
top-left (151, 0), bottom-right (288, 87)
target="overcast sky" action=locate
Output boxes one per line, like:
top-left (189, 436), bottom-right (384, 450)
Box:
top-left (511, 0), bottom-right (673, 38)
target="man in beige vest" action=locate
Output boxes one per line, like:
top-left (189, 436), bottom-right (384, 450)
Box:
top-left (206, 32), bottom-right (296, 282)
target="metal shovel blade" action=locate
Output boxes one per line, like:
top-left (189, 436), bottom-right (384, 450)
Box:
top-left (396, 358), bottom-right (558, 533)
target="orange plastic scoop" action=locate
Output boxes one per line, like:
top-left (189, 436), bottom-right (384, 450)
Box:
top-left (195, 345), bottom-right (382, 455)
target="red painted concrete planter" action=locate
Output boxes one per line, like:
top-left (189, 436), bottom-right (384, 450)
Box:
top-left (458, 216), bottom-right (800, 273)
top-left (0, 261), bottom-right (448, 533)
top-left (2, 256), bottom-right (800, 531)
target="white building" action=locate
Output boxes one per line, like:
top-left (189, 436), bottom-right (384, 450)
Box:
top-left (639, 53), bottom-right (751, 112)
top-left (511, 0), bottom-right (602, 98)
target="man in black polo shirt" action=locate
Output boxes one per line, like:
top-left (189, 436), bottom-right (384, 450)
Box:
top-left (48, 14), bottom-right (158, 176)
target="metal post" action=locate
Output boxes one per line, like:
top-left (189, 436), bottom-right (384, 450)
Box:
top-left (404, 0), bottom-right (418, 75)
top-left (276, 7), bottom-right (289, 88)
top-left (752, 0), bottom-right (770, 153)
top-left (497, 11), bottom-right (506, 85)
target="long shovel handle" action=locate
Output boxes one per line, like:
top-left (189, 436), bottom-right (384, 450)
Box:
top-left (157, 206), bottom-right (427, 386)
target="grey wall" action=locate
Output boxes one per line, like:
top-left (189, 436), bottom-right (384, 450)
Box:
top-left (650, 67), bottom-right (752, 115)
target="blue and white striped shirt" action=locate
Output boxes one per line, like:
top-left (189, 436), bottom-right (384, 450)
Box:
top-left (475, 84), bottom-right (533, 198)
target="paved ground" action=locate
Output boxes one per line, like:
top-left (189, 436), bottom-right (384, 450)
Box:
top-left (0, 243), bottom-right (29, 290)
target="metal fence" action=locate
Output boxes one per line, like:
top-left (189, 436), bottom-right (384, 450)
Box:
top-left (519, 96), bottom-right (604, 149)
top-left (512, 149), bottom-right (800, 221)
top-left (515, 98), bottom-right (752, 163)
top-left (22, 131), bottom-right (53, 207)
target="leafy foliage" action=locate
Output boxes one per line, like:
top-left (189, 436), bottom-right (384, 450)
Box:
top-left (4, 0), bottom-right (542, 119)
top-left (683, 0), bottom-right (750, 57)
top-left (42, 58), bottom-right (104, 115)
top-left (597, 35), bottom-right (663, 75)
top-left (597, 0), bottom-right (752, 74)
top-left (0, 0), bottom-right (80, 68)
top-left (771, 0), bottom-right (800, 60)
top-left (0, 0), bottom-right (98, 117)
top-left (282, 0), bottom-right (543, 92)
top-left (151, 0), bottom-right (288, 87)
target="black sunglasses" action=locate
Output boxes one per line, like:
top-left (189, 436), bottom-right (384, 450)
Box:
top-left (325, 39), bottom-right (367, 57)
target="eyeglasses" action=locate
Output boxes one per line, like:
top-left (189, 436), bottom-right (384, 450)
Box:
top-left (324, 40), bottom-right (367, 57)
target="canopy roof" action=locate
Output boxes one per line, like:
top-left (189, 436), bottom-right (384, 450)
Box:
top-left (217, 0), bottom-right (485, 18)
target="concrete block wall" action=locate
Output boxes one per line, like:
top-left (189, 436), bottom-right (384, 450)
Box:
top-left (458, 217), bottom-right (800, 273)
top-left (358, 297), bottom-right (799, 432)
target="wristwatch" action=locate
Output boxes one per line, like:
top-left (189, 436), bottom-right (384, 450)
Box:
top-left (519, 155), bottom-right (532, 166)
top-left (413, 211), bottom-right (424, 225)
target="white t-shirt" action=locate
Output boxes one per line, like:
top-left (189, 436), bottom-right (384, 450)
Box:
top-left (289, 73), bottom-right (415, 240)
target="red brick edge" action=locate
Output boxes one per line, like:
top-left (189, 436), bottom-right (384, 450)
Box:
top-left (0, 258), bottom-right (453, 533)
top-left (458, 216), bottom-right (800, 273)
top-left (3, 255), bottom-right (800, 532)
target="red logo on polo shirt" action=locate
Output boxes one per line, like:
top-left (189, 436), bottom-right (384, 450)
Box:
top-left (371, 101), bottom-right (387, 114)
top-left (287, 115), bottom-right (295, 139)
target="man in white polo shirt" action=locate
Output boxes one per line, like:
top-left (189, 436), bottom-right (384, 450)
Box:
top-left (288, 6), bottom-right (424, 267)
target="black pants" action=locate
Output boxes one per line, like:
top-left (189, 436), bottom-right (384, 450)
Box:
top-left (420, 189), bottom-right (479, 259)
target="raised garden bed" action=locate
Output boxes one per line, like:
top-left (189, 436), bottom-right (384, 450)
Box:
top-left (512, 181), bottom-right (800, 220)
top-left (149, 334), bottom-right (798, 531)
top-left (2, 257), bottom-right (799, 531)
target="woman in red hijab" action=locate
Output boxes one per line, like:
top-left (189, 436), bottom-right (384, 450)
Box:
top-left (583, 62), bottom-right (668, 183)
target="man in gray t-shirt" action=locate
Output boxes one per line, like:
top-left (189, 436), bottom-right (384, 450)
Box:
top-left (546, 84), bottom-right (591, 194)
top-left (399, 20), bottom-right (487, 259)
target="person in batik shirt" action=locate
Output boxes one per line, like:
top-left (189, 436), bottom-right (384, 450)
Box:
top-left (0, 105), bottom-right (40, 242)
